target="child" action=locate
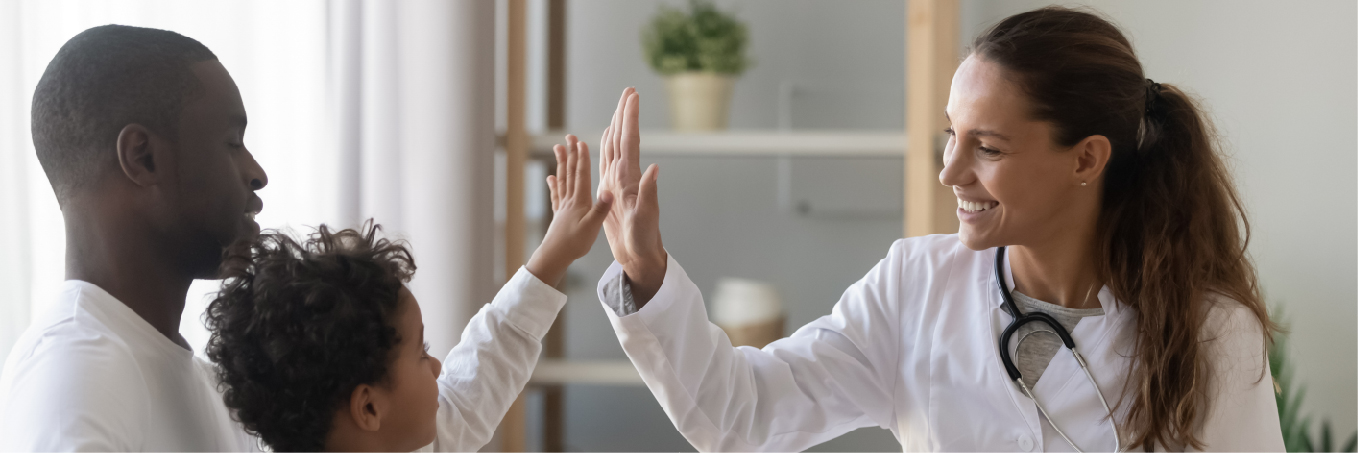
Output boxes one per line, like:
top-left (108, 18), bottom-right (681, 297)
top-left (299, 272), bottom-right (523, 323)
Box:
top-left (205, 136), bottom-right (610, 451)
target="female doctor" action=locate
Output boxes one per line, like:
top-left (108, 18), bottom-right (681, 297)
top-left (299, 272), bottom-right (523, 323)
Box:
top-left (591, 7), bottom-right (1283, 452)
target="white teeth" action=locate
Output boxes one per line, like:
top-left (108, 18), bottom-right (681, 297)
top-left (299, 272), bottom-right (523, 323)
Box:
top-left (245, 211), bottom-right (257, 220)
top-left (957, 198), bottom-right (996, 212)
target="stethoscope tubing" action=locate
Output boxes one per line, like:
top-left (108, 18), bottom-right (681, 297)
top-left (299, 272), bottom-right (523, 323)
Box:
top-left (994, 246), bottom-right (1122, 452)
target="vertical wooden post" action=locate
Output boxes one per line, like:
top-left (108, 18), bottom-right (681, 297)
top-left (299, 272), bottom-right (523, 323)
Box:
top-left (905, 0), bottom-right (961, 237)
top-left (546, 0), bottom-right (567, 132)
top-left (541, 1), bottom-right (568, 450)
top-left (501, 0), bottom-right (529, 451)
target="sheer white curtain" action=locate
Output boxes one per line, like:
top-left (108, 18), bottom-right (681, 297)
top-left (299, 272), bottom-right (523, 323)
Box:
top-left (0, 0), bottom-right (495, 370)
top-left (332, 0), bottom-right (498, 358)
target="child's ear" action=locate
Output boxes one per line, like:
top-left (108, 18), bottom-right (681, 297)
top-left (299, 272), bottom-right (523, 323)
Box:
top-left (348, 384), bottom-right (387, 432)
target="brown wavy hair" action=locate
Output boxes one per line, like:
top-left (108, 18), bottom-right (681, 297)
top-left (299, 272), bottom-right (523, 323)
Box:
top-left (972, 7), bottom-right (1274, 450)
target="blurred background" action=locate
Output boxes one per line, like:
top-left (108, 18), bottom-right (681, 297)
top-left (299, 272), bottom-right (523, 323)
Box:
top-left (0, 0), bottom-right (1352, 451)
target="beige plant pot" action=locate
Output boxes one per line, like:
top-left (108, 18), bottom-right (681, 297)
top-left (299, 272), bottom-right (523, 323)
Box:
top-left (663, 71), bottom-right (735, 131)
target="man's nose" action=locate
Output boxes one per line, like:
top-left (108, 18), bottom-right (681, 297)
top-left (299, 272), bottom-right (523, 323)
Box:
top-left (243, 149), bottom-right (268, 190)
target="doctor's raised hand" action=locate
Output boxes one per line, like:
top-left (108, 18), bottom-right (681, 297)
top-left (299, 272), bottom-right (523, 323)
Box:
top-left (596, 87), bottom-right (666, 304)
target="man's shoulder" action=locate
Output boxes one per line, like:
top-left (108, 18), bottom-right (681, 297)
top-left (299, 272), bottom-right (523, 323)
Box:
top-left (2, 285), bottom-right (143, 396)
top-left (7, 297), bottom-right (137, 369)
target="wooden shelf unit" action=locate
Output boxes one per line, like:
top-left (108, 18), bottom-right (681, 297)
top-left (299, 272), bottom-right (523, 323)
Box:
top-left (518, 130), bottom-right (907, 157)
top-left (497, 1), bottom-right (960, 450)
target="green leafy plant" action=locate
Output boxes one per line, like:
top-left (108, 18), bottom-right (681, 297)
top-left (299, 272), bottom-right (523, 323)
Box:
top-left (642, 0), bottom-right (750, 75)
top-left (1271, 306), bottom-right (1357, 452)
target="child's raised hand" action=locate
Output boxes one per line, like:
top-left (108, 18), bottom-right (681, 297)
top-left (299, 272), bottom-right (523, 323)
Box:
top-left (525, 134), bottom-right (614, 287)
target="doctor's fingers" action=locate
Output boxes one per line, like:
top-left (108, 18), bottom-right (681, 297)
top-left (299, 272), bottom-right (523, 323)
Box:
top-left (638, 163), bottom-right (660, 213)
top-left (610, 88), bottom-right (632, 162)
top-left (621, 92), bottom-right (641, 168)
top-left (599, 126), bottom-right (613, 180)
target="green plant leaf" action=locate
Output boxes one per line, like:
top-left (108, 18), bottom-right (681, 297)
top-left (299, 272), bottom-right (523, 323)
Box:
top-left (641, 0), bottom-right (749, 75)
top-left (1270, 305), bottom-right (1358, 452)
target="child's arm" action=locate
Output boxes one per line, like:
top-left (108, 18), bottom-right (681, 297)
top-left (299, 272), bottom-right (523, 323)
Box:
top-left (424, 136), bottom-right (610, 452)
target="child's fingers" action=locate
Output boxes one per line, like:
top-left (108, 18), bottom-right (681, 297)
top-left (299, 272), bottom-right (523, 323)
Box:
top-left (564, 134), bottom-right (579, 166)
top-left (552, 143), bottom-right (567, 175)
top-left (546, 175), bottom-right (559, 211)
top-left (564, 134), bottom-right (580, 202)
top-left (563, 138), bottom-right (577, 200)
top-left (551, 144), bottom-right (566, 208)
top-left (574, 141), bottom-right (592, 202)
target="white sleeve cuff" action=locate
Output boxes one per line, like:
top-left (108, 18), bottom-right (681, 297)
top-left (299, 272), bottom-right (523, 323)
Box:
top-left (490, 266), bottom-right (568, 340)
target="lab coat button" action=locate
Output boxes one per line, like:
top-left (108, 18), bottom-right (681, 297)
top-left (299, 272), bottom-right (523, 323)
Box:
top-left (1018, 435), bottom-right (1034, 451)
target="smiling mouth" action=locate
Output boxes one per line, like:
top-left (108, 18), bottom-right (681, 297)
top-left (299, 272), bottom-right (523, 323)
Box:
top-left (958, 198), bottom-right (998, 213)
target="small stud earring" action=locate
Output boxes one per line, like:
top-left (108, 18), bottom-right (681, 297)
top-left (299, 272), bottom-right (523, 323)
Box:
top-left (1081, 182), bottom-right (1087, 186)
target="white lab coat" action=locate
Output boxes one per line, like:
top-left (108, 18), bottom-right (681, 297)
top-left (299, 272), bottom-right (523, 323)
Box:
top-left (597, 234), bottom-right (1283, 452)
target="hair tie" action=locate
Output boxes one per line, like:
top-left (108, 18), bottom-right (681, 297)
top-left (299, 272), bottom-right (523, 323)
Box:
top-left (1144, 78), bottom-right (1163, 115)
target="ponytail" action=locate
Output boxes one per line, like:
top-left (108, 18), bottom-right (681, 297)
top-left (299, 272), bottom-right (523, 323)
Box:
top-left (1103, 80), bottom-right (1273, 449)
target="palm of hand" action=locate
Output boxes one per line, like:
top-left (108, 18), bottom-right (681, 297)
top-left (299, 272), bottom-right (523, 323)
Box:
top-left (597, 88), bottom-right (666, 293)
top-left (526, 134), bottom-right (613, 287)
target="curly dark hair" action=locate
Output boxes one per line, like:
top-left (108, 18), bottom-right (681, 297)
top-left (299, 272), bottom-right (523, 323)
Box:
top-left (205, 222), bottom-right (416, 452)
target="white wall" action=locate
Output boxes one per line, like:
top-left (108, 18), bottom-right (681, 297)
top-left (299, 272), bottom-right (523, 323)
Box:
top-left (961, 0), bottom-right (1357, 436)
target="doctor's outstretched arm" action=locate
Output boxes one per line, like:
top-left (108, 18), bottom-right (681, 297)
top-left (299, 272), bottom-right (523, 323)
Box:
top-left (596, 89), bottom-right (901, 452)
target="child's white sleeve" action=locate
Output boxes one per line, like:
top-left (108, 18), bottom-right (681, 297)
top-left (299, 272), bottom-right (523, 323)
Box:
top-left (423, 266), bottom-right (566, 452)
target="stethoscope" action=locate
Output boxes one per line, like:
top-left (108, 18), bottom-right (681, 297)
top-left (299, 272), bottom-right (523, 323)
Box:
top-left (995, 246), bottom-right (1122, 452)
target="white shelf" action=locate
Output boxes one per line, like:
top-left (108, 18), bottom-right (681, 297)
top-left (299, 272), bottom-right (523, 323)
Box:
top-left (512, 130), bottom-right (907, 157)
top-left (529, 359), bottom-right (644, 385)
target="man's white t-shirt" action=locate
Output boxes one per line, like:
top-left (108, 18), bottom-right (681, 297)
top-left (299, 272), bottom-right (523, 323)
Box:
top-left (0, 266), bottom-right (567, 452)
top-left (0, 281), bottom-right (257, 451)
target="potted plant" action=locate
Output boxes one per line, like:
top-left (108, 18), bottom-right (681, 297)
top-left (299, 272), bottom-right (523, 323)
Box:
top-left (1270, 306), bottom-right (1358, 452)
top-left (642, 0), bottom-right (749, 131)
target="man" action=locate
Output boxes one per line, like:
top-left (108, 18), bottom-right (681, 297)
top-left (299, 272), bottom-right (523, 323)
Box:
top-left (0, 25), bottom-right (267, 450)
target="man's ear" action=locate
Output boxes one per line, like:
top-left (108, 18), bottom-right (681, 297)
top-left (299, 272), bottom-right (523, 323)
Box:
top-left (116, 124), bottom-right (160, 186)
top-left (1072, 134), bottom-right (1112, 185)
top-left (347, 384), bottom-right (386, 432)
